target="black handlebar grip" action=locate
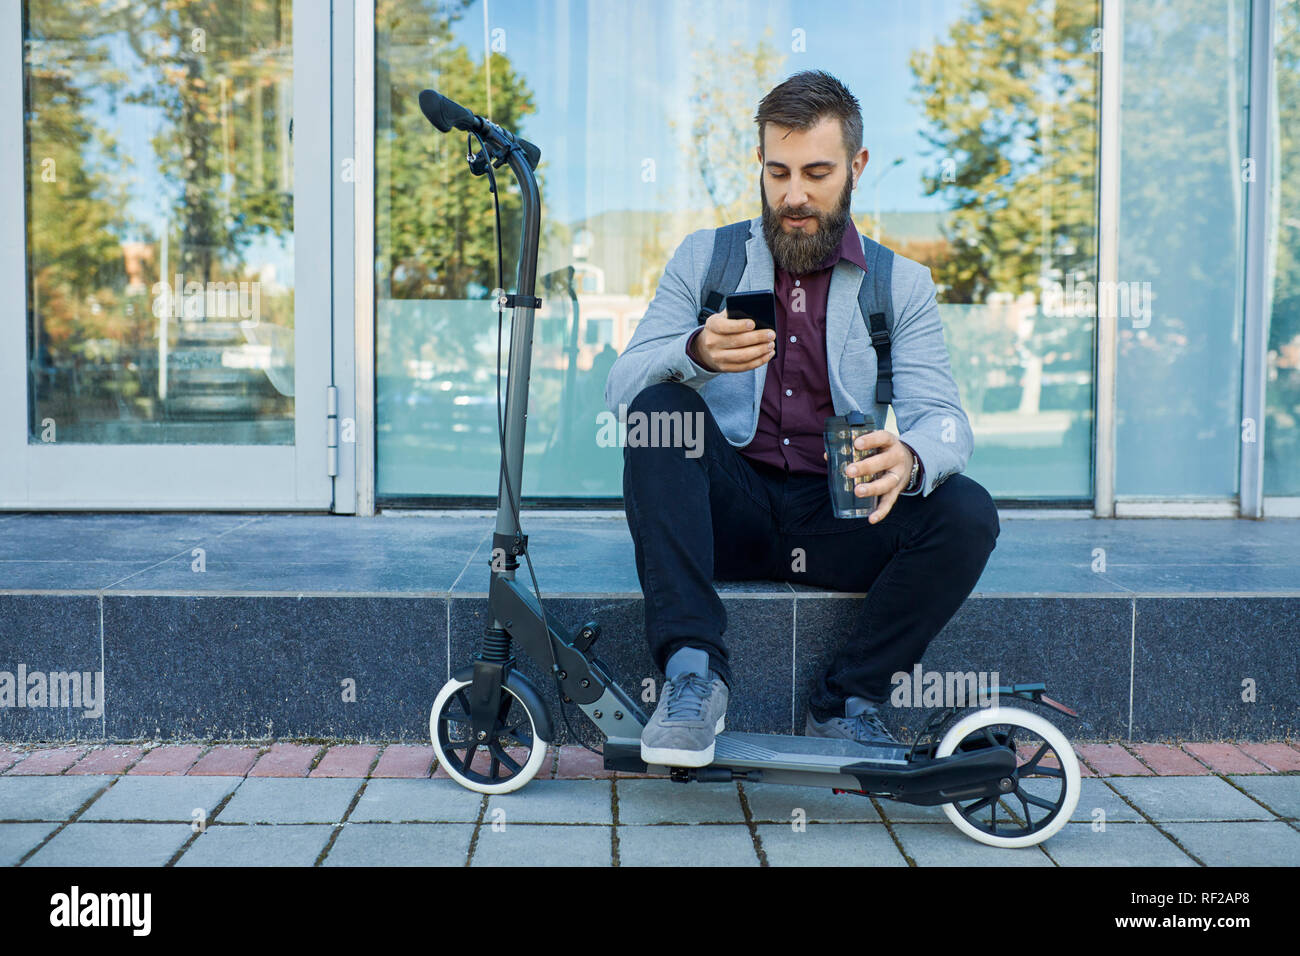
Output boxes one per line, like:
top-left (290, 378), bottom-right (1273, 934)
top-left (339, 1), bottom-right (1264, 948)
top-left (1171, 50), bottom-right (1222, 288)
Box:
top-left (419, 87), bottom-right (540, 169)
top-left (419, 88), bottom-right (472, 133)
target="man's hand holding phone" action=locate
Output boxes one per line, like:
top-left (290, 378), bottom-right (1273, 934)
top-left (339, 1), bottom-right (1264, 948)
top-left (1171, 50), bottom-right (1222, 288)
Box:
top-left (689, 291), bottom-right (778, 373)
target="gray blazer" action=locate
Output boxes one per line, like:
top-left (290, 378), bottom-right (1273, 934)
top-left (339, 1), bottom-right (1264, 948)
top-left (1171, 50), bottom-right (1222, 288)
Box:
top-left (604, 216), bottom-right (972, 498)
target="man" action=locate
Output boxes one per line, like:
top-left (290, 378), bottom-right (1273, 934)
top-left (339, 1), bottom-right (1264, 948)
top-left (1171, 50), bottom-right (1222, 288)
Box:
top-left (604, 70), bottom-right (1000, 768)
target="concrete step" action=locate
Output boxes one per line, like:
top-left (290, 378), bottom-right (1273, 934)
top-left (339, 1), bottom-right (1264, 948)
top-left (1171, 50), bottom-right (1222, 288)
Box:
top-left (0, 511), bottom-right (1296, 742)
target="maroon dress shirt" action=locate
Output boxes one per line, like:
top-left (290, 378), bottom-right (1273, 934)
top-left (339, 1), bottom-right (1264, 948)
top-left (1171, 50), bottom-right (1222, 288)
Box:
top-left (687, 219), bottom-right (869, 476)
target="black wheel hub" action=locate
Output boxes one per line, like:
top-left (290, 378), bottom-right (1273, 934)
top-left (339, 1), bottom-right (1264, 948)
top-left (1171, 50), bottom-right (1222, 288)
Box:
top-left (436, 686), bottom-right (536, 785)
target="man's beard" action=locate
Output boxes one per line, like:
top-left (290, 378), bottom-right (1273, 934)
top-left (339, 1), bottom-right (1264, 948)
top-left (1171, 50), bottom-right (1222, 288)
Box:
top-left (761, 171), bottom-right (853, 276)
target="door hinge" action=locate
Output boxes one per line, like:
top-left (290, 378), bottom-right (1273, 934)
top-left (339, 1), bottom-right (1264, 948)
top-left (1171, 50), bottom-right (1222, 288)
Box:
top-left (326, 385), bottom-right (339, 477)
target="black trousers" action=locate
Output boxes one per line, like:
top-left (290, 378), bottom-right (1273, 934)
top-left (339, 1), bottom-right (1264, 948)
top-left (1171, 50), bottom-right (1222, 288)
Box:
top-left (621, 381), bottom-right (1000, 718)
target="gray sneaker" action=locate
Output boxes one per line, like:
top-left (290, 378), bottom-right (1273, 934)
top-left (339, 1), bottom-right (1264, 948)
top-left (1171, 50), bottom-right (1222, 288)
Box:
top-left (640, 647), bottom-right (728, 768)
top-left (805, 696), bottom-right (898, 746)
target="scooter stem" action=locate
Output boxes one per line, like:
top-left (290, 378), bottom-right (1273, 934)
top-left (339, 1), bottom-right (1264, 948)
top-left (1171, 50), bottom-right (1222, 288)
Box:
top-left (492, 144), bottom-right (542, 566)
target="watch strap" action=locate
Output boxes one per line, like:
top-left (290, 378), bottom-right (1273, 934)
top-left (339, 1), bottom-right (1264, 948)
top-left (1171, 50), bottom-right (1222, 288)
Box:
top-left (903, 450), bottom-right (920, 493)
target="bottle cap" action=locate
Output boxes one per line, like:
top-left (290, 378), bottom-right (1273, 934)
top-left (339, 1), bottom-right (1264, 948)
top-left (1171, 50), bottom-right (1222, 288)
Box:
top-left (824, 411), bottom-right (875, 431)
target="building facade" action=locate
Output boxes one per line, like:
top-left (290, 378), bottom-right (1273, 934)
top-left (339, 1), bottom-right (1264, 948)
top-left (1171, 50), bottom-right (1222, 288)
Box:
top-left (2, 0), bottom-right (1297, 517)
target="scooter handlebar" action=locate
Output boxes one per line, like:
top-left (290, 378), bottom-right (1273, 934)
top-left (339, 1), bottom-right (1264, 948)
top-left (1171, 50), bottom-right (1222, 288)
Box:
top-left (418, 88), bottom-right (542, 171)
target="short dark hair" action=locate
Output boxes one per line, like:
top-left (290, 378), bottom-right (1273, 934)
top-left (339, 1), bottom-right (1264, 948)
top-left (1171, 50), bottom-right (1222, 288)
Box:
top-left (754, 70), bottom-right (863, 165)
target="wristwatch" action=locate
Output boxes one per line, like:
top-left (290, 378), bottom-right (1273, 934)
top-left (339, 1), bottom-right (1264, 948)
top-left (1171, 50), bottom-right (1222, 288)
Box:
top-left (902, 446), bottom-right (921, 494)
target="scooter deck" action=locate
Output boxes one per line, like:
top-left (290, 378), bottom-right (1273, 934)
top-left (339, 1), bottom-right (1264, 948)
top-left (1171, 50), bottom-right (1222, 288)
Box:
top-left (709, 731), bottom-right (909, 771)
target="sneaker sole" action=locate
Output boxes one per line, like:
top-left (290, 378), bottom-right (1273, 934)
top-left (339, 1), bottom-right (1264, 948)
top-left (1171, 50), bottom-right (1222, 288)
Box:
top-left (640, 714), bottom-right (725, 767)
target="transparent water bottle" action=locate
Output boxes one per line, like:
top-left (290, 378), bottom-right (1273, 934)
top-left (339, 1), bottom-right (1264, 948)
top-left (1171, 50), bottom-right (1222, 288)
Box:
top-left (823, 411), bottom-right (882, 518)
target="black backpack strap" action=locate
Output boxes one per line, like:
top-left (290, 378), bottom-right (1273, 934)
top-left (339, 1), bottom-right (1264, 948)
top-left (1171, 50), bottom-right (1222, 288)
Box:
top-left (858, 234), bottom-right (896, 405)
top-left (698, 220), bottom-right (752, 324)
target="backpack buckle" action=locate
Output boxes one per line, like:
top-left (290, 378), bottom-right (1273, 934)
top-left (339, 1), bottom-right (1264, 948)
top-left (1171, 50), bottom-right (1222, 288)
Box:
top-left (867, 312), bottom-right (890, 347)
top-left (699, 290), bottom-right (726, 325)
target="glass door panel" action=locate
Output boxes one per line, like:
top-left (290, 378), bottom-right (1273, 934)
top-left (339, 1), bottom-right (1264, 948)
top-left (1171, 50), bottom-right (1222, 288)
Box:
top-left (25, 0), bottom-right (294, 444)
top-left (1, 0), bottom-right (331, 509)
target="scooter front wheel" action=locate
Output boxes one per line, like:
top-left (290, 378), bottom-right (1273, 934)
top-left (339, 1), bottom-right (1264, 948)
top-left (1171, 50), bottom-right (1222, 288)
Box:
top-left (935, 705), bottom-right (1081, 849)
top-left (430, 676), bottom-right (550, 794)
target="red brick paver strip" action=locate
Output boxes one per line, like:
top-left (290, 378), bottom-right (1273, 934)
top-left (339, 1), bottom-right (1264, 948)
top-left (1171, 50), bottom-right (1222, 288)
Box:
top-left (248, 743), bottom-right (321, 777)
top-left (1235, 743), bottom-right (1300, 773)
top-left (1127, 743), bottom-right (1212, 775)
top-left (68, 745), bottom-right (143, 774)
top-left (6, 747), bottom-right (89, 775)
top-left (538, 745), bottom-right (557, 779)
top-left (1076, 743), bottom-right (1151, 776)
top-left (556, 745), bottom-right (614, 779)
top-left (129, 745), bottom-right (205, 775)
top-left (309, 744), bottom-right (380, 777)
top-left (13, 739), bottom-right (1288, 781)
top-left (189, 746), bottom-right (260, 776)
top-left (1182, 742), bottom-right (1271, 774)
top-left (1072, 752), bottom-right (1097, 777)
top-left (372, 745), bottom-right (435, 778)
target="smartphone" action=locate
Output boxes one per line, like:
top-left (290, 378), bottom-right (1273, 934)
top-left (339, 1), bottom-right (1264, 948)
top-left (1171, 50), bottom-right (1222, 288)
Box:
top-left (724, 290), bottom-right (778, 360)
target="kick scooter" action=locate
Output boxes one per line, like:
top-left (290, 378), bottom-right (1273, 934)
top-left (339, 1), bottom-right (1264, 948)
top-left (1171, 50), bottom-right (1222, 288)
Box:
top-left (417, 88), bottom-right (1082, 849)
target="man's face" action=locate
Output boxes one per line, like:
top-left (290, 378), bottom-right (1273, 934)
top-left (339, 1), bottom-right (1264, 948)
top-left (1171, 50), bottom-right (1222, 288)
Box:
top-left (758, 116), bottom-right (868, 276)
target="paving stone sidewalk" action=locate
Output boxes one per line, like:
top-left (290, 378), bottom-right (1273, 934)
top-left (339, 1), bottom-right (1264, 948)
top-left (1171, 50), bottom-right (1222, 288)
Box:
top-left (1, 741), bottom-right (1296, 866)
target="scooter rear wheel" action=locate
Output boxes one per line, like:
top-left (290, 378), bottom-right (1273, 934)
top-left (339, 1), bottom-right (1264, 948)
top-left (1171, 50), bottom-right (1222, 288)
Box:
top-left (935, 705), bottom-right (1081, 848)
top-left (430, 676), bottom-right (548, 794)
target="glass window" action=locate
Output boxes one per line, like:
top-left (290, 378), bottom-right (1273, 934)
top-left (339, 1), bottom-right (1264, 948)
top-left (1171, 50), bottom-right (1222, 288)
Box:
top-left (374, 0), bottom-right (1100, 500)
top-left (908, 0), bottom-right (1100, 499)
top-left (1265, 0), bottom-right (1300, 495)
top-left (584, 317), bottom-right (613, 347)
top-left (24, 0), bottom-right (295, 445)
top-left (1113, 0), bottom-right (1250, 497)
